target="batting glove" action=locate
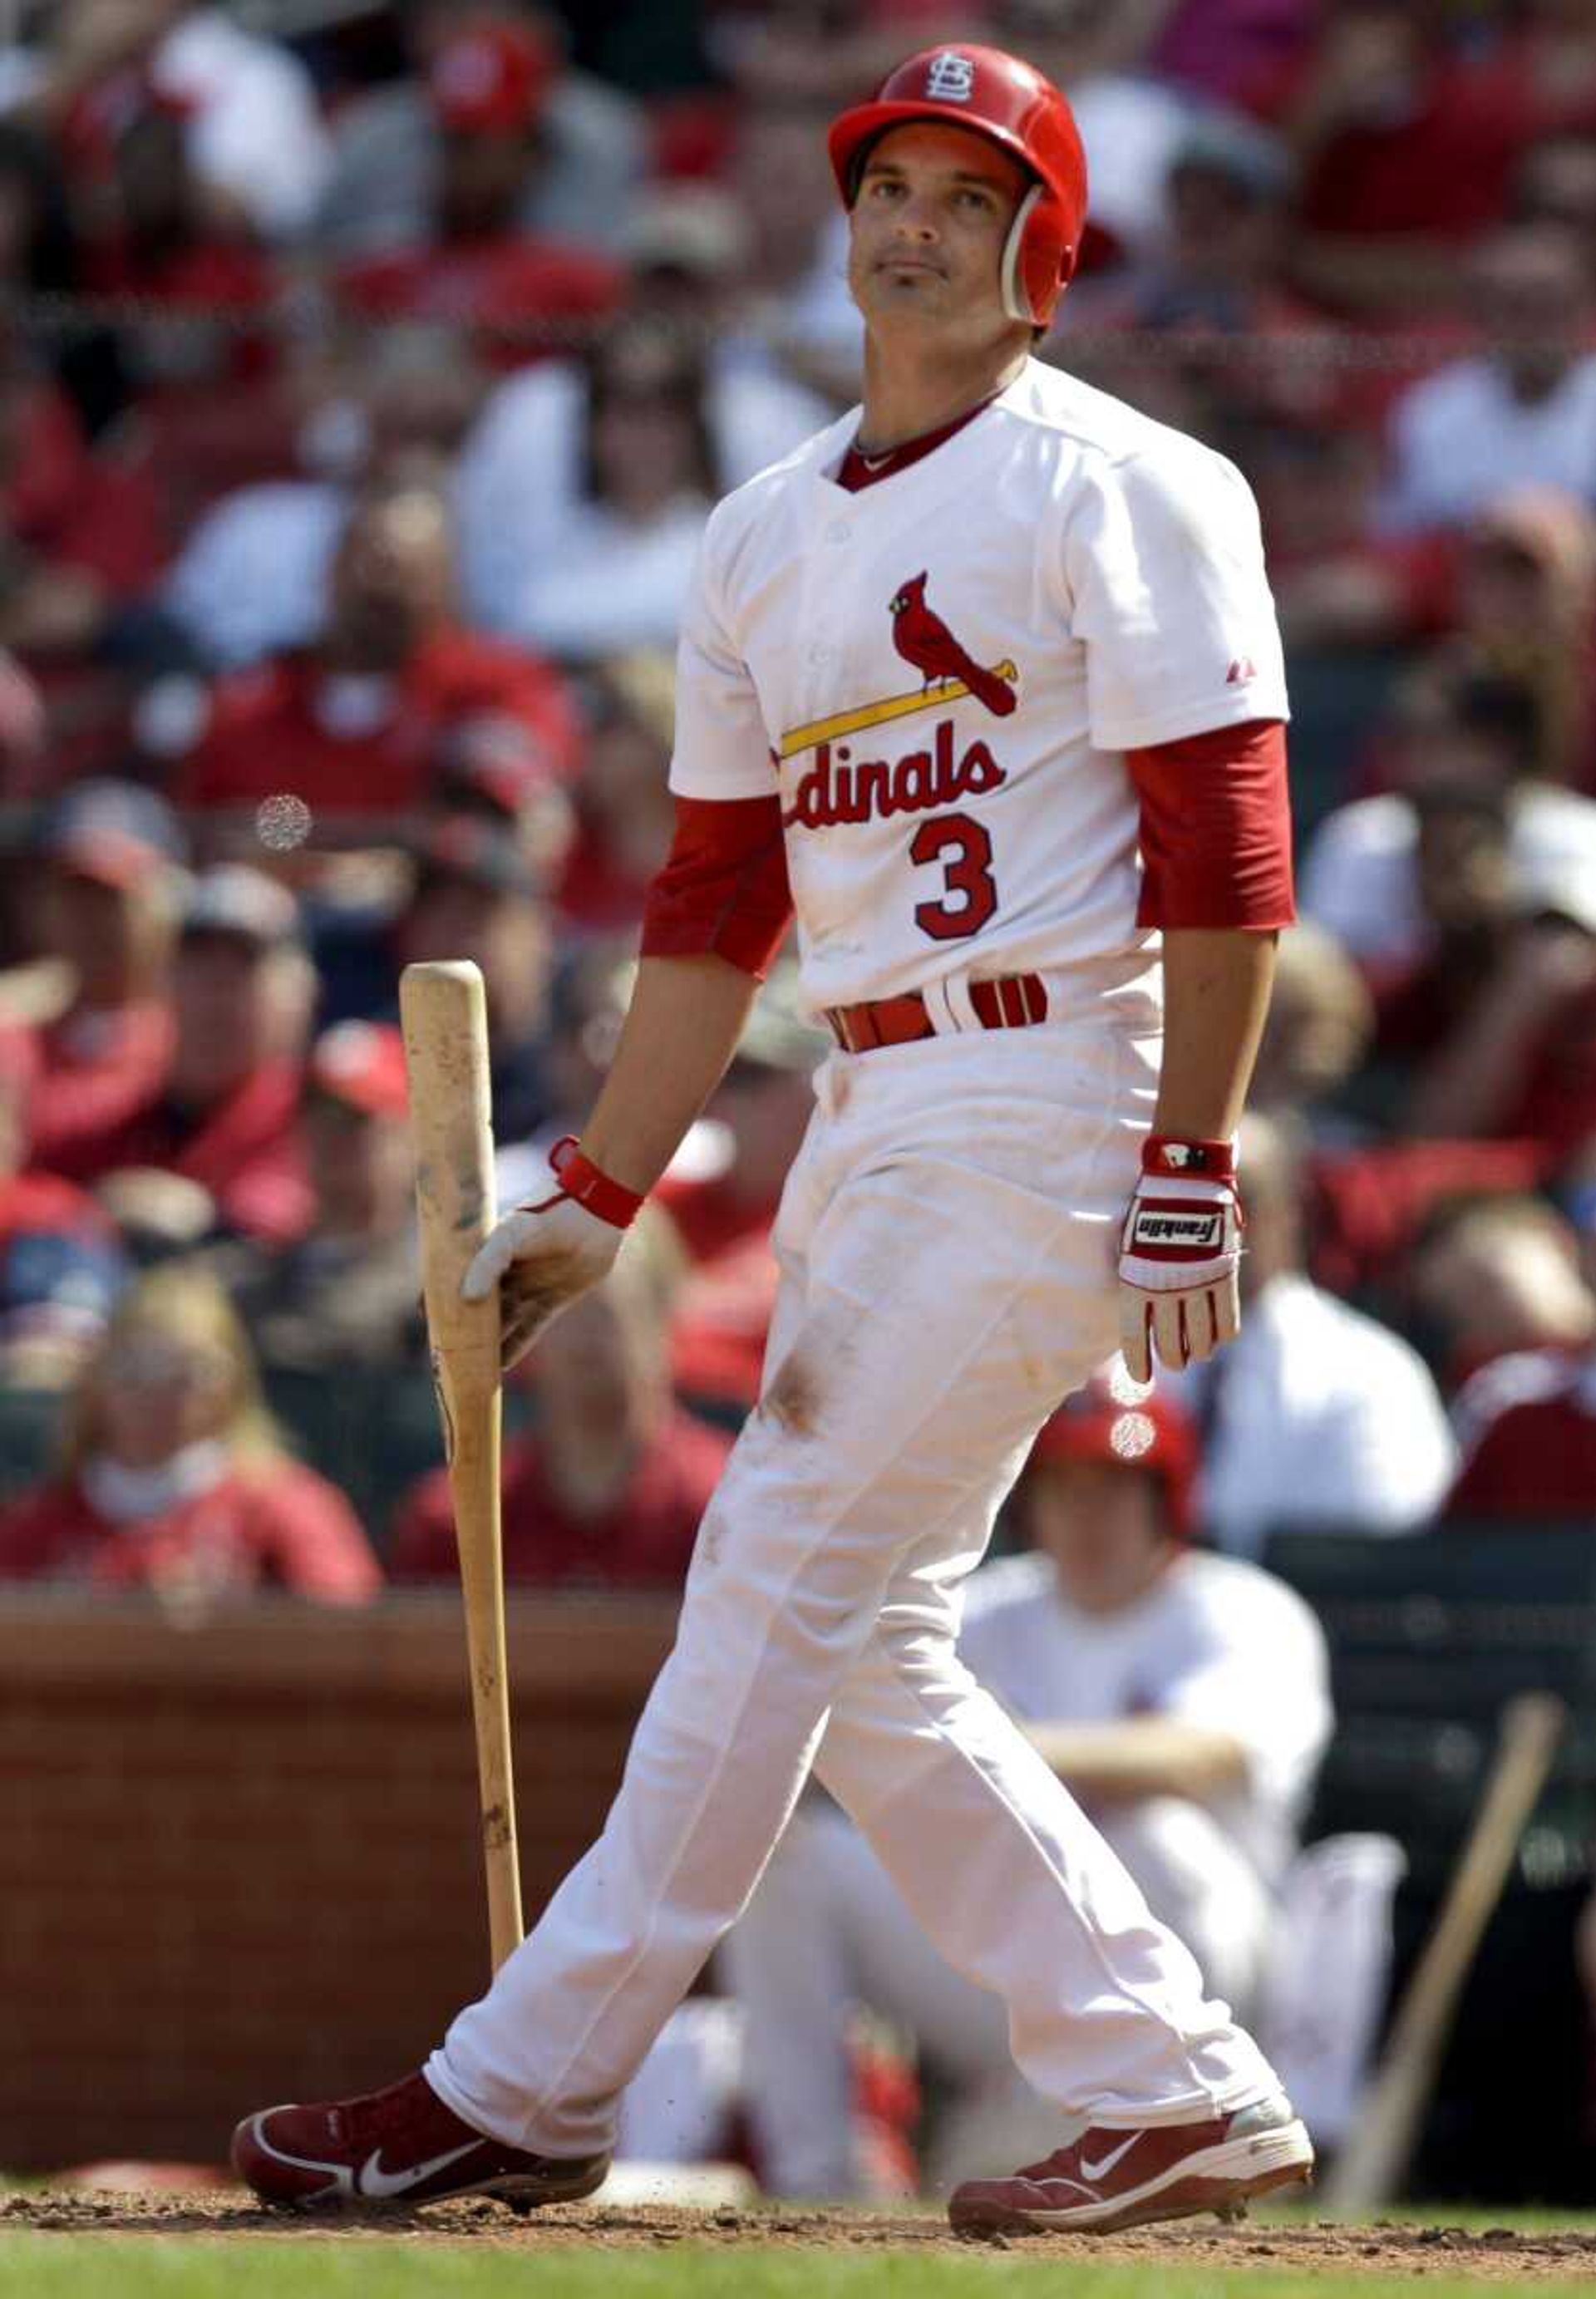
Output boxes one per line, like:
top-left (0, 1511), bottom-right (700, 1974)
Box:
top-left (461, 1136), bottom-right (641, 1371)
top-left (1117, 1135), bottom-right (1242, 1382)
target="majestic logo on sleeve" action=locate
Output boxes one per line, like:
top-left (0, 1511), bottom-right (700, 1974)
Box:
top-left (777, 574), bottom-right (1019, 831)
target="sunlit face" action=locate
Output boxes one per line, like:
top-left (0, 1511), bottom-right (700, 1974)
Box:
top-left (846, 121), bottom-right (1029, 348)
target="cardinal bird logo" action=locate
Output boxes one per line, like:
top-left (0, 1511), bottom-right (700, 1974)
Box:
top-left (889, 574), bottom-right (1017, 717)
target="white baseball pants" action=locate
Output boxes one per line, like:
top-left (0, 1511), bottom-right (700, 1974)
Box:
top-left (722, 1796), bottom-right (1277, 2196)
top-left (426, 1016), bottom-right (1284, 2156)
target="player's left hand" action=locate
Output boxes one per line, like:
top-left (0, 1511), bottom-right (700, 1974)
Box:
top-left (1117, 1136), bottom-right (1242, 1381)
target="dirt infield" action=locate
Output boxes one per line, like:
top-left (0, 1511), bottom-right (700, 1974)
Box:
top-left (8, 2191), bottom-right (1596, 2280)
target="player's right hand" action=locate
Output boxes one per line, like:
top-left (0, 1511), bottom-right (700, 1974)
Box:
top-left (461, 1137), bottom-right (638, 1371)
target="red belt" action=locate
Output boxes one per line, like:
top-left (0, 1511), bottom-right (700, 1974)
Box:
top-left (825, 972), bottom-right (1049, 1054)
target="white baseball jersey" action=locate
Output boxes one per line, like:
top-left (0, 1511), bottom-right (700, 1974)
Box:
top-left (960, 1547), bottom-right (1332, 1889)
top-left (669, 356), bottom-right (1288, 1021)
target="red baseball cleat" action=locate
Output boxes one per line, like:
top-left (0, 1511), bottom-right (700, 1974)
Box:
top-left (231, 2070), bottom-right (610, 2211)
top-left (948, 2093), bottom-right (1313, 2236)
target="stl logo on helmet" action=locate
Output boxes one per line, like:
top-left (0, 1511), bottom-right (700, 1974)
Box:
top-left (924, 50), bottom-right (976, 101)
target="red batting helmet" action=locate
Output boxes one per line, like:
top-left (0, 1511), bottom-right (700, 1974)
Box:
top-left (1027, 1376), bottom-right (1196, 1538)
top-left (827, 44), bottom-right (1088, 327)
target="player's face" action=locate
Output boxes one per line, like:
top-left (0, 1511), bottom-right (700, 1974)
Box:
top-left (848, 121), bottom-right (1028, 347)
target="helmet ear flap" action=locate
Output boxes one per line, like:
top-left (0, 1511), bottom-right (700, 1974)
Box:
top-left (1001, 180), bottom-right (1072, 327)
top-left (1000, 181), bottom-right (1045, 324)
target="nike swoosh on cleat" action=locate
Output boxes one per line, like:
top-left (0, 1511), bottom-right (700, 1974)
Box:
top-left (357, 2141), bottom-right (483, 2198)
top-left (1077, 2132), bottom-right (1142, 2183)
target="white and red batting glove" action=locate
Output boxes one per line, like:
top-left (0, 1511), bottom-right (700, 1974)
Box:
top-left (1118, 1135), bottom-right (1243, 1382)
top-left (461, 1135), bottom-right (641, 1372)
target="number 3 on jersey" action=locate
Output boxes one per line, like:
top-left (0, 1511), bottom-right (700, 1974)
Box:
top-left (911, 813), bottom-right (998, 941)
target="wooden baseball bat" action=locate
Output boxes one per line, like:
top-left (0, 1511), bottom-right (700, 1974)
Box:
top-left (400, 958), bottom-right (525, 1973)
top-left (1324, 1690), bottom-right (1565, 2212)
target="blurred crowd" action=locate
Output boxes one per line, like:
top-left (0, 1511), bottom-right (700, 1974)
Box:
top-left (1, 0), bottom-right (1594, 1593)
top-left (1, 0), bottom-right (1595, 2194)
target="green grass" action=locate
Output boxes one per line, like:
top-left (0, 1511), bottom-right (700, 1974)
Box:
top-left (6, 2238), bottom-right (1596, 2299)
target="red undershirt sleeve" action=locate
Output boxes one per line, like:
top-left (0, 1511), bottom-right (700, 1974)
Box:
top-left (1125, 717), bottom-right (1295, 932)
top-left (639, 792), bottom-right (794, 978)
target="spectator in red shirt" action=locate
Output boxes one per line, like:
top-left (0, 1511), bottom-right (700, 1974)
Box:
top-left (0, 1021), bottom-right (126, 1386)
top-left (50, 864), bottom-right (317, 1245)
top-left (81, 96), bottom-right (282, 389)
top-left (165, 468), bottom-right (577, 838)
top-left (392, 1204), bottom-right (727, 1589)
top-left (16, 0), bottom-right (332, 245)
top-left (334, 19), bottom-right (623, 369)
top-left (1445, 1319), bottom-right (1596, 1528)
top-left (1259, 2), bottom-right (1596, 317)
top-left (1397, 834), bottom-right (1596, 1167)
top-left (21, 780), bottom-right (184, 1176)
top-left (0, 363), bottom-right (164, 668)
top-left (0, 1258), bottom-right (379, 1601)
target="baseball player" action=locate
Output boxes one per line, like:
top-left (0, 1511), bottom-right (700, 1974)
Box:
top-left (234, 43), bottom-right (1308, 2235)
